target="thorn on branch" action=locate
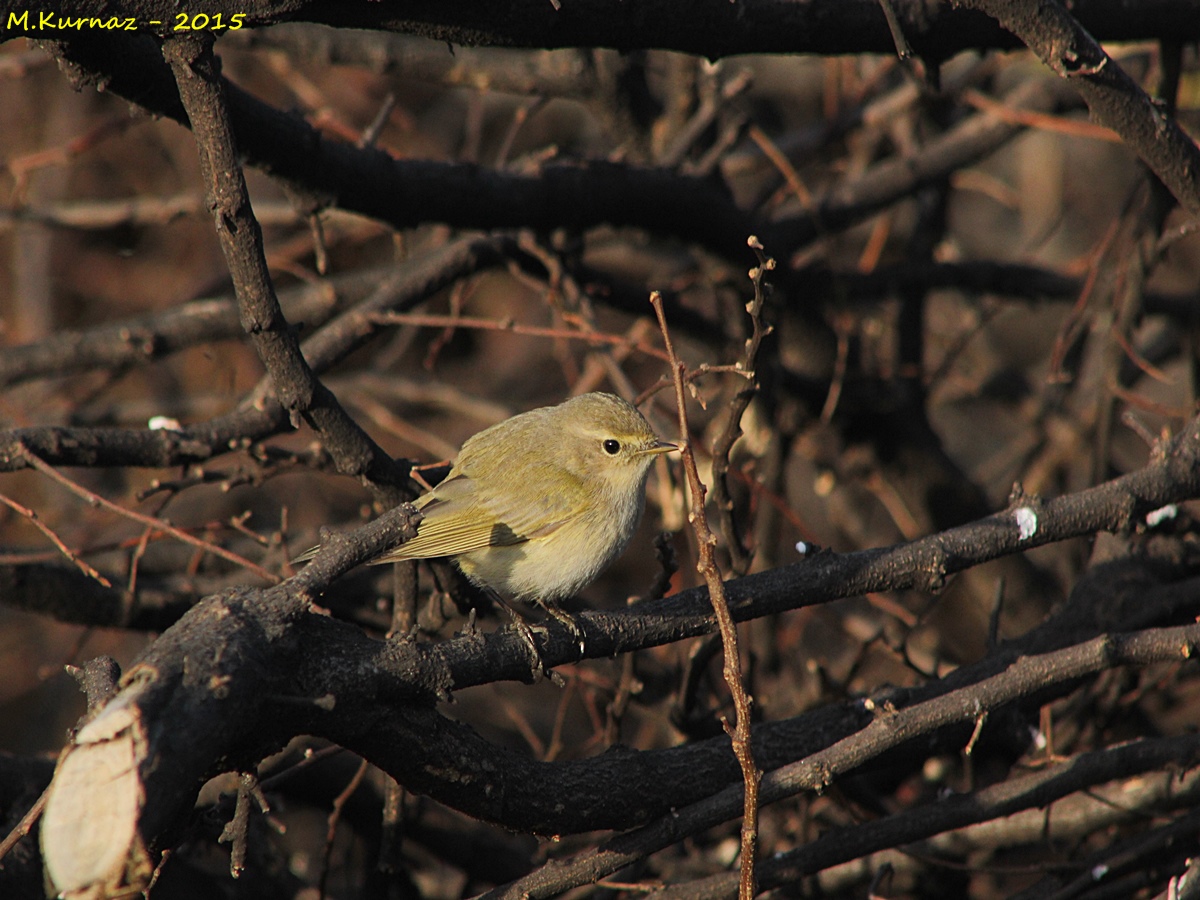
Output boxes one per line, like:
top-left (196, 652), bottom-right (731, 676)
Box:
top-left (66, 656), bottom-right (122, 715)
top-left (218, 772), bottom-right (268, 879)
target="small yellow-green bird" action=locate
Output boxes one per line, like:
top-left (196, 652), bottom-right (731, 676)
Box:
top-left (301, 392), bottom-right (676, 638)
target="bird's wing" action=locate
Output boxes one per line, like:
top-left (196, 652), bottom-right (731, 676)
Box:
top-left (371, 473), bottom-right (573, 563)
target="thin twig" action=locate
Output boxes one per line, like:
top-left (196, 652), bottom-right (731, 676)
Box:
top-left (19, 443), bottom-right (277, 583)
top-left (0, 491), bottom-right (112, 587)
top-left (961, 88), bottom-right (1121, 142)
top-left (876, 0), bottom-right (914, 60)
top-left (651, 291), bottom-right (760, 900)
top-left (746, 124), bottom-right (812, 207)
top-left (318, 758), bottom-right (370, 900)
top-left (0, 787), bottom-right (48, 863)
top-left (367, 310), bottom-right (670, 361)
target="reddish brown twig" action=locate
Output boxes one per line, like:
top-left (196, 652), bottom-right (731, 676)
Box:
top-left (961, 88), bottom-right (1121, 142)
top-left (651, 291), bottom-right (760, 900)
top-left (19, 443), bottom-right (277, 583)
top-left (367, 310), bottom-right (670, 361)
top-left (318, 759), bottom-right (369, 900)
top-left (0, 491), bottom-right (112, 588)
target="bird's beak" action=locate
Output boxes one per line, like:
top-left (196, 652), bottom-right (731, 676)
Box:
top-left (644, 440), bottom-right (679, 455)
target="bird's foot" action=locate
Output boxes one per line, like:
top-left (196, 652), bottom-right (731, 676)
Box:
top-left (541, 602), bottom-right (586, 660)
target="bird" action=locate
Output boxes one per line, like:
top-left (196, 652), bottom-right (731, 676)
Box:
top-left (299, 392), bottom-right (676, 652)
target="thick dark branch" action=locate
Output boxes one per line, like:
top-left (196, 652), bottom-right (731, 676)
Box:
top-left (0, 564), bottom-right (196, 631)
top-left (44, 33), bottom-right (754, 259)
top-left (16, 413), bottom-right (1200, 662)
top-left (226, 25), bottom-right (600, 99)
top-left (13, 1), bottom-right (1200, 61)
top-left (354, 407), bottom-right (1199, 694)
top-left (162, 33), bottom-right (314, 418)
top-left (0, 236), bottom-right (511, 472)
top-left (0, 268), bottom-right (383, 390)
top-left (954, 0), bottom-right (1200, 213)
top-left (771, 74), bottom-right (1073, 248)
top-left (163, 33), bottom-right (412, 503)
top-left (43, 35), bottom-right (1089, 270)
top-left (492, 660), bottom-right (1200, 898)
top-left (644, 733), bottom-right (1200, 899)
top-left (38, 503), bottom-right (422, 896)
top-left (326, 537), bottom-right (1200, 837)
top-left (799, 259), bottom-right (1198, 319)
top-left (45, 576), bottom-right (1200, 899)
top-left (34, 414), bottom-right (1200, 900)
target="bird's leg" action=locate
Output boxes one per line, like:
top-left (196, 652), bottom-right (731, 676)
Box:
top-left (540, 600), bottom-right (586, 659)
top-left (484, 588), bottom-right (546, 679)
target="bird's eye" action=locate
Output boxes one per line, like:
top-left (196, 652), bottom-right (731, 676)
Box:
top-left (602, 439), bottom-right (621, 455)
